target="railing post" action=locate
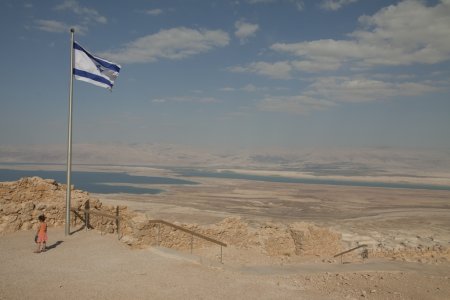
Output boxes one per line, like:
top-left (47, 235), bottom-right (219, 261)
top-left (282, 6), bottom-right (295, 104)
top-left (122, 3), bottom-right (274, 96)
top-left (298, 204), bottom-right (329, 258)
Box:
top-left (85, 200), bottom-right (90, 231)
top-left (220, 246), bottom-right (223, 264)
top-left (157, 223), bottom-right (161, 246)
top-left (116, 206), bottom-right (119, 240)
top-left (85, 210), bottom-right (88, 231)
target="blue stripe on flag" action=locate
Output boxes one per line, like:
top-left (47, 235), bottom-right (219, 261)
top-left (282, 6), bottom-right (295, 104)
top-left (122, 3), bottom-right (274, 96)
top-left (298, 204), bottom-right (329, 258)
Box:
top-left (74, 42), bottom-right (121, 73)
top-left (73, 69), bottom-right (113, 88)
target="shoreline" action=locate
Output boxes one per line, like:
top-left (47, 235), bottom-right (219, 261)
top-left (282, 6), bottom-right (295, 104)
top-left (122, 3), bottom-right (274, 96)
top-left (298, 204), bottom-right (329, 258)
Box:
top-left (1, 163), bottom-right (450, 192)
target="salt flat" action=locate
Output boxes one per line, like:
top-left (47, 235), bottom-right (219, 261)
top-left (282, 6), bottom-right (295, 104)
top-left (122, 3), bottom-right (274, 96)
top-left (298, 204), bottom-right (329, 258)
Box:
top-left (98, 176), bottom-right (450, 249)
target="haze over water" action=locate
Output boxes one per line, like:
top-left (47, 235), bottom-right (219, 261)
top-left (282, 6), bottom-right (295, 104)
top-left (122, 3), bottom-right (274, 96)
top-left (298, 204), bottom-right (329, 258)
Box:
top-left (1, 167), bottom-right (450, 194)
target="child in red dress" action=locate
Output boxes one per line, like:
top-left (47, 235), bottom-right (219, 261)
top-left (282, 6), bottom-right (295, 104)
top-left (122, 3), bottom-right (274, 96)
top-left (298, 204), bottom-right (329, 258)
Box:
top-left (34, 215), bottom-right (48, 253)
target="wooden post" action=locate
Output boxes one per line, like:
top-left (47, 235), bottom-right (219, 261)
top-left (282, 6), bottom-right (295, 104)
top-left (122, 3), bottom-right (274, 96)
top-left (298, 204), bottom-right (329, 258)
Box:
top-left (85, 200), bottom-right (90, 231)
top-left (84, 210), bottom-right (88, 231)
top-left (190, 234), bottom-right (194, 254)
top-left (157, 223), bottom-right (161, 246)
top-left (116, 206), bottom-right (119, 240)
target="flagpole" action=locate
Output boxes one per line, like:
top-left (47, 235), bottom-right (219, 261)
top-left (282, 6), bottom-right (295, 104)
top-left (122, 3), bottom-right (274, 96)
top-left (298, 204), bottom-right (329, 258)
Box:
top-left (65, 28), bottom-right (75, 236)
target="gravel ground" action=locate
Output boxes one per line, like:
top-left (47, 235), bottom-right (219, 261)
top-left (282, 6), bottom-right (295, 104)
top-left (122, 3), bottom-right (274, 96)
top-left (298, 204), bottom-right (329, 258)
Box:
top-left (2, 227), bottom-right (450, 299)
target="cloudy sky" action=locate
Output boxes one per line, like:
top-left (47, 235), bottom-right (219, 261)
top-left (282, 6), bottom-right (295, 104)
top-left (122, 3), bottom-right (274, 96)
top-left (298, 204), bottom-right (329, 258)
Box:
top-left (1, 0), bottom-right (449, 152)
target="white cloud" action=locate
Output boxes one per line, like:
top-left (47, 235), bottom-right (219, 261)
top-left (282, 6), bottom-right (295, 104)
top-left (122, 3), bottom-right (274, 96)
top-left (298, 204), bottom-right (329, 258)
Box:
top-left (34, 19), bottom-right (87, 35)
top-left (242, 84), bottom-right (276, 92)
top-left (307, 76), bottom-right (438, 103)
top-left (246, 0), bottom-right (304, 11)
top-left (55, 0), bottom-right (107, 24)
top-left (242, 84), bottom-right (258, 92)
top-left (291, 59), bottom-right (341, 72)
top-left (234, 20), bottom-right (259, 43)
top-left (145, 9), bottom-right (163, 16)
top-left (34, 19), bottom-right (67, 33)
top-left (228, 61), bottom-right (292, 79)
top-left (221, 84), bottom-right (277, 92)
top-left (246, 0), bottom-right (276, 3)
top-left (220, 87), bottom-right (237, 92)
top-left (320, 0), bottom-right (358, 11)
top-left (35, 0), bottom-right (107, 35)
top-left (101, 27), bottom-right (229, 64)
top-left (151, 96), bottom-right (220, 104)
top-left (256, 75), bottom-right (439, 114)
top-left (230, 1), bottom-right (449, 115)
top-left (294, 1), bottom-right (305, 11)
top-left (228, 58), bottom-right (339, 78)
top-left (258, 95), bottom-right (336, 114)
top-left (272, 1), bottom-right (450, 67)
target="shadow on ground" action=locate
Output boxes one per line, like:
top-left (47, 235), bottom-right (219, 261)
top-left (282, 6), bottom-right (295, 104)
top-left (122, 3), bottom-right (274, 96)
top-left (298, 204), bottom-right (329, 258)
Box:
top-left (46, 240), bottom-right (63, 251)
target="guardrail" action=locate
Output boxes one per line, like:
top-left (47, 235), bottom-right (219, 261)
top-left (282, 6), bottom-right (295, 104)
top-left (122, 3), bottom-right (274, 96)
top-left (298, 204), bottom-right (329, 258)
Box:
top-left (334, 244), bottom-right (368, 264)
top-left (71, 208), bottom-right (227, 263)
top-left (148, 219), bottom-right (227, 263)
top-left (71, 208), bottom-right (120, 237)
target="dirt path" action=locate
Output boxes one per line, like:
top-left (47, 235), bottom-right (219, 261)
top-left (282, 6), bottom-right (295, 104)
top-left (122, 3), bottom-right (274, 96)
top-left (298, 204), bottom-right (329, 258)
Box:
top-left (1, 227), bottom-right (449, 299)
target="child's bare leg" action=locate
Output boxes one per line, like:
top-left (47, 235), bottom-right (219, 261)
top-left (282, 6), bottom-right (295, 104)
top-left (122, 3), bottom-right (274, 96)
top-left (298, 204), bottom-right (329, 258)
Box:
top-left (34, 243), bottom-right (41, 253)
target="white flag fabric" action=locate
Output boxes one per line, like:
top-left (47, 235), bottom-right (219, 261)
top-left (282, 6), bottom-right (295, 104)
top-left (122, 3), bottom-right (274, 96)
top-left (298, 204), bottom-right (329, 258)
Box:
top-left (73, 41), bottom-right (121, 90)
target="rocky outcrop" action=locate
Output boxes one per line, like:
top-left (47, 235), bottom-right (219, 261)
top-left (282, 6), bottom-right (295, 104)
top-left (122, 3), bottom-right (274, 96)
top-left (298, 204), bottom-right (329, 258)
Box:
top-left (3, 177), bottom-right (446, 263)
top-left (0, 177), bottom-right (133, 234)
top-left (289, 222), bottom-right (343, 256)
top-left (1, 177), bottom-right (345, 258)
top-left (1, 177), bottom-right (79, 232)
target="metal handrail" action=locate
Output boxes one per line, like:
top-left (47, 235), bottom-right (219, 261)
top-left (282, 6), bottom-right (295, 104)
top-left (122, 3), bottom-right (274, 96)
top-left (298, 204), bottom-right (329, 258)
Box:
top-left (71, 208), bottom-right (120, 237)
top-left (72, 208), bottom-right (119, 220)
top-left (334, 244), bottom-right (368, 264)
top-left (71, 208), bottom-right (227, 262)
top-left (148, 219), bottom-right (227, 247)
top-left (334, 244), bottom-right (367, 257)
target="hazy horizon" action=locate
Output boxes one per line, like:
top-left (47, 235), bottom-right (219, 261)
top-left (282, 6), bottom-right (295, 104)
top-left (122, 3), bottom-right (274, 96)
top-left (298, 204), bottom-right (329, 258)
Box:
top-left (1, 143), bottom-right (450, 178)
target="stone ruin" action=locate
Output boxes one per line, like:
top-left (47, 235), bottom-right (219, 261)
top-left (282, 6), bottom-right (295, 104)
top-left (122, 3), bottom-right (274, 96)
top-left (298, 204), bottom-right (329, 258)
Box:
top-left (0, 177), bottom-right (346, 258)
top-left (1, 177), bottom-right (448, 263)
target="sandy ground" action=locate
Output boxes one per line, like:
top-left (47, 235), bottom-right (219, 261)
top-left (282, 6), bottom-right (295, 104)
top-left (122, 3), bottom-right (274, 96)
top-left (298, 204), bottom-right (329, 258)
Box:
top-left (2, 166), bottom-right (450, 299)
top-left (97, 177), bottom-right (450, 248)
top-left (1, 227), bottom-right (449, 300)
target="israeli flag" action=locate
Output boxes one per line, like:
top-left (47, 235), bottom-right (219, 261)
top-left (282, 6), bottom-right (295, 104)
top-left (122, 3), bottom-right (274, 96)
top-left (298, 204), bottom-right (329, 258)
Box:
top-left (73, 41), bottom-right (121, 90)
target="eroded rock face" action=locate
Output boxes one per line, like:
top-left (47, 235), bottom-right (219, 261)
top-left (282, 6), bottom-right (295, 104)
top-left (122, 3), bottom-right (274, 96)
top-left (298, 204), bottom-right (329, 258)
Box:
top-left (289, 222), bottom-right (343, 256)
top-left (1, 177), bottom-right (345, 258)
top-left (3, 177), bottom-right (446, 262)
top-left (0, 177), bottom-right (134, 234)
top-left (1, 177), bottom-right (67, 232)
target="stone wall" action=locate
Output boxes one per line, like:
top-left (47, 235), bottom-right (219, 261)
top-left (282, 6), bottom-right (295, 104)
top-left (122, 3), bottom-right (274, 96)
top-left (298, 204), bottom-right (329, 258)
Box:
top-left (0, 177), bottom-right (137, 234)
top-left (1, 177), bottom-right (77, 232)
top-left (3, 177), bottom-right (448, 263)
top-left (1, 177), bottom-right (347, 258)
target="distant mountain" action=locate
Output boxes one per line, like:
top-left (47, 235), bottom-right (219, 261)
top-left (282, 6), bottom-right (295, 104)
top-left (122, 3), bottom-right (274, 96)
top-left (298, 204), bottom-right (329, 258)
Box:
top-left (1, 143), bottom-right (449, 177)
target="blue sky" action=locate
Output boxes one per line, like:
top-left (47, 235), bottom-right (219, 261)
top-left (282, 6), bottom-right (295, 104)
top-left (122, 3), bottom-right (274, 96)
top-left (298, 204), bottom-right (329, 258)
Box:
top-left (1, 0), bottom-right (449, 151)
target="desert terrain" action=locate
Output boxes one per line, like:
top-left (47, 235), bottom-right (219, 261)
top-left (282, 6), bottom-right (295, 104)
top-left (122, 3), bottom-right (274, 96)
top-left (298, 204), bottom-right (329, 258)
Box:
top-left (1, 144), bottom-right (450, 299)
